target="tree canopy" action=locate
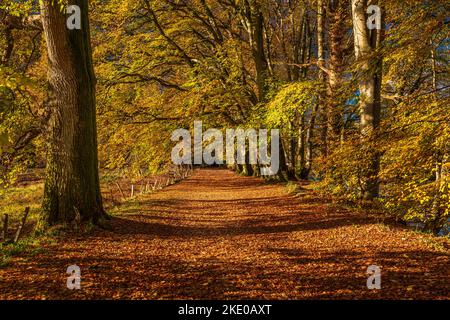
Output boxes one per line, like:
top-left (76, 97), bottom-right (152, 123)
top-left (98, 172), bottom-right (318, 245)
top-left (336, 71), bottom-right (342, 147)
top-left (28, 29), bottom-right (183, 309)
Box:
top-left (0, 0), bottom-right (449, 232)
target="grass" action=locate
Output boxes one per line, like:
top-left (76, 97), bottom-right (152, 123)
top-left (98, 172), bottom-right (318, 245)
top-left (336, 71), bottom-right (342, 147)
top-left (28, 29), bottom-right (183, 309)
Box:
top-left (0, 178), bottom-right (131, 224)
top-left (0, 183), bottom-right (49, 268)
top-left (0, 175), bottom-right (169, 269)
top-left (285, 181), bottom-right (299, 194)
top-left (0, 238), bottom-right (49, 268)
top-left (414, 231), bottom-right (450, 253)
top-left (0, 183), bottom-right (43, 230)
top-left (0, 176), bottom-right (146, 236)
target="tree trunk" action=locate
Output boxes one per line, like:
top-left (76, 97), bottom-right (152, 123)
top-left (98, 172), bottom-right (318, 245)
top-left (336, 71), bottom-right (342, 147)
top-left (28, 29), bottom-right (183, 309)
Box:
top-left (297, 116), bottom-right (308, 179)
top-left (0, 12), bottom-right (23, 66)
top-left (277, 140), bottom-right (290, 181)
top-left (1, 24), bottom-right (13, 65)
top-left (241, 0), bottom-right (269, 102)
top-left (327, 0), bottom-right (348, 149)
top-left (243, 148), bottom-right (254, 176)
top-left (305, 101), bottom-right (319, 178)
top-left (40, 0), bottom-right (105, 225)
top-left (252, 9), bottom-right (269, 101)
top-left (352, 0), bottom-right (383, 200)
top-left (317, 0), bottom-right (328, 158)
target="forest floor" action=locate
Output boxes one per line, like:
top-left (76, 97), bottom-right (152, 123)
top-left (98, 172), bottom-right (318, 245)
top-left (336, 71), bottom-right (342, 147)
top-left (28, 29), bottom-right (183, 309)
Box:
top-left (0, 168), bottom-right (449, 299)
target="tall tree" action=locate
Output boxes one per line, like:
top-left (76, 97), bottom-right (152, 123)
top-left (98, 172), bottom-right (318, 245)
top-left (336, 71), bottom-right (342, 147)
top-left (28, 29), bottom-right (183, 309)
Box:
top-left (352, 0), bottom-right (383, 200)
top-left (40, 0), bottom-right (105, 225)
top-left (317, 0), bottom-right (329, 158)
top-left (240, 0), bottom-right (269, 101)
top-left (327, 0), bottom-right (349, 147)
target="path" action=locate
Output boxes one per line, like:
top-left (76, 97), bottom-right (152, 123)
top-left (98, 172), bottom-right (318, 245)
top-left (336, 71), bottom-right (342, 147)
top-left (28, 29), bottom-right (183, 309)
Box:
top-left (0, 169), bottom-right (448, 299)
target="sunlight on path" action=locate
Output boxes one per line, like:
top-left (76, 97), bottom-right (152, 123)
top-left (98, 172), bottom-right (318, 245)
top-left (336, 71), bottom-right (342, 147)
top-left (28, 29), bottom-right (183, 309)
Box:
top-left (0, 169), bottom-right (448, 299)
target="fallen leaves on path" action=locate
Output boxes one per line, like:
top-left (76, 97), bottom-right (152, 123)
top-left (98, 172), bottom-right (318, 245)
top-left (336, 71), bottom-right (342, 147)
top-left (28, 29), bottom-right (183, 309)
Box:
top-left (0, 169), bottom-right (449, 299)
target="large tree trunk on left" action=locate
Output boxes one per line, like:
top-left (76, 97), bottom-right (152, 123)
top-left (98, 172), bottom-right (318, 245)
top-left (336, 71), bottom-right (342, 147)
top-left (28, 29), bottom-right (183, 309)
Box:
top-left (40, 0), bottom-right (105, 225)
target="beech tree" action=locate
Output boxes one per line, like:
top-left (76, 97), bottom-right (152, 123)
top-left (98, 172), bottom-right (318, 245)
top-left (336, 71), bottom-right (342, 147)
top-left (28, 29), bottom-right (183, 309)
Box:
top-left (40, 0), bottom-right (105, 225)
top-left (351, 0), bottom-right (383, 200)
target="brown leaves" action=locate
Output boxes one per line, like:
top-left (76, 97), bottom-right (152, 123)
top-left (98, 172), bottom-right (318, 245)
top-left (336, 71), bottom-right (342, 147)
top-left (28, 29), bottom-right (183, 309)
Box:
top-left (0, 169), bottom-right (449, 299)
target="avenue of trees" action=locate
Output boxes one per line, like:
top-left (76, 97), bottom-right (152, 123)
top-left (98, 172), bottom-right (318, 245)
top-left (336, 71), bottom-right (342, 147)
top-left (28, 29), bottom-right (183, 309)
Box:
top-left (0, 0), bottom-right (449, 233)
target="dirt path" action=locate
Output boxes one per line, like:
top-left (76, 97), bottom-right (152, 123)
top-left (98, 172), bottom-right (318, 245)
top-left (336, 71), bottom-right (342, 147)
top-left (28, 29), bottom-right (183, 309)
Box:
top-left (0, 169), bottom-right (448, 299)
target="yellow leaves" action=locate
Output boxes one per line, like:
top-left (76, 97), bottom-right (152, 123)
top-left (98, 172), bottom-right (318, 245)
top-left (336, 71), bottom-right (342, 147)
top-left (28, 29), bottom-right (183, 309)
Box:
top-left (0, 132), bottom-right (9, 147)
top-left (266, 81), bottom-right (322, 128)
top-left (1, 0), bottom-right (34, 16)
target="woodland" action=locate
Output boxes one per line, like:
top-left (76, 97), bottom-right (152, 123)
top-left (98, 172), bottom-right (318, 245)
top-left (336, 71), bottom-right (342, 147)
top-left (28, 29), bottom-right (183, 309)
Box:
top-left (0, 0), bottom-right (449, 300)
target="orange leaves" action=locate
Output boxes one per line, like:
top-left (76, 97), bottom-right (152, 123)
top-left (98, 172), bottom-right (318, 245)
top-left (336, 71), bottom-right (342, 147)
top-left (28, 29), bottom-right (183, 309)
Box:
top-left (0, 169), bottom-right (449, 299)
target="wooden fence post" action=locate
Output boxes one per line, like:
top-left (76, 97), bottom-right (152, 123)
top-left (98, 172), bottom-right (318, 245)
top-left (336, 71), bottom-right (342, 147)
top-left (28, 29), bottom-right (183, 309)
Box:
top-left (115, 182), bottom-right (126, 200)
top-left (1, 214), bottom-right (8, 241)
top-left (13, 207), bottom-right (30, 243)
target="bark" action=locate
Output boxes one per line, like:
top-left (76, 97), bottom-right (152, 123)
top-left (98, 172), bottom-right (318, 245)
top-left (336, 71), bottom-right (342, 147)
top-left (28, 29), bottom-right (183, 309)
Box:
top-left (252, 164), bottom-right (260, 177)
top-left (297, 115), bottom-right (308, 179)
top-left (243, 148), bottom-right (254, 176)
top-left (327, 0), bottom-right (348, 149)
top-left (277, 140), bottom-right (290, 181)
top-left (352, 0), bottom-right (383, 200)
top-left (1, 25), bottom-right (13, 65)
top-left (317, 0), bottom-right (328, 157)
top-left (0, 12), bottom-right (22, 66)
top-left (303, 13), bottom-right (313, 79)
top-left (241, 0), bottom-right (269, 101)
top-left (288, 121), bottom-right (297, 178)
top-left (290, 7), bottom-right (309, 81)
top-left (305, 102), bottom-right (319, 178)
top-left (40, 0), bottom-right (105, 225)
top-left (252, 10), bottom-right (269, 101)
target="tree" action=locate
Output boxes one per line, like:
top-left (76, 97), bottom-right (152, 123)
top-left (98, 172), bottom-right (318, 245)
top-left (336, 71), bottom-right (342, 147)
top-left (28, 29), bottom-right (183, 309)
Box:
top-left (351, 0), bottom-right (383, 200)
top-left (40, 0), bottom-right (105, 225)
top-left (327, 0), bottom-right (349, 147)
top-left (0, 4), bottom-right (43, 188)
